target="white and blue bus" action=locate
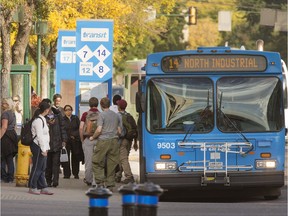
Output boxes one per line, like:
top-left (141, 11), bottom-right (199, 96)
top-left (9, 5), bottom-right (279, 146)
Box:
top-left (136, 42), bottom-right (287, 200)
top-left (282, 60), bottom-right (288, 143)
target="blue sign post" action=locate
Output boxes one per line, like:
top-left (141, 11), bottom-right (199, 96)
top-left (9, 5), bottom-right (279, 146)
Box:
top-left (55, 30), bottom-right (77, 109)
top-left (75, 20), bottom-right (114, 115)
top-left (56, 30), bottom-right (76, 85)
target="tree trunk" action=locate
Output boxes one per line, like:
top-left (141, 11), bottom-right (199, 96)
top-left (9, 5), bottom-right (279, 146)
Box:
top-left (41, 56), bottom-right (49, 99)
top-left (0, 10), bottom-right (13, 98)
top-left (11, 2), bottom-right (34, 100)
top-left (29, 41), bottom-right (57, 99)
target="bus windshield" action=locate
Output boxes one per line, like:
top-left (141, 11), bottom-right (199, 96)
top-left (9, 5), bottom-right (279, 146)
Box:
top-left (147, 76), bottom-right (283, 133)
top-left (217, 77), bottom-right (283, 132)
top-left (147, 77), bottom-right (214, 133)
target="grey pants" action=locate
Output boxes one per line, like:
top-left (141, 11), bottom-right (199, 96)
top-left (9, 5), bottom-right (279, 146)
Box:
top-left (82, 138), bottom-right (97, 184)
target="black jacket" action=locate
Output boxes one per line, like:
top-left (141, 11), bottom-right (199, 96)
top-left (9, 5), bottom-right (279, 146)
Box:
top-left (46, 107), bottom-right (68, 152)
top-left (63, 114), bottom-right (83, 159)
top-left (63, 114), bottom-right (81, 141)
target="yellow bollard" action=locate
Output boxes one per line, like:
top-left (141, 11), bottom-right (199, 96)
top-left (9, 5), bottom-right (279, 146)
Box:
top-left (15, 141), bottom-right (32, 187)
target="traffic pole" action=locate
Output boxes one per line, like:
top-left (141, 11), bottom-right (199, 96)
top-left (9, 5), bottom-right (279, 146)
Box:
top-left (118, 182), bottom-right (137, 216)
top-left (135, 182), bottom-right (163, 216)
top-left (86, 186), bottom-right (112, 216)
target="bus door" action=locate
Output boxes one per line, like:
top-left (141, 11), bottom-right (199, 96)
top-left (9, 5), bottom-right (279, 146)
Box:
top-left (282, 60), bottom-right (288, 140)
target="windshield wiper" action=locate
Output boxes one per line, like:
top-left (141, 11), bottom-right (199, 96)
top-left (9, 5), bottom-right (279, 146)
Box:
top-left (182, 123), bottom-right (195, 142)
top-left (218, 91), bottom-right (253, 155)
top-left (182, 89), bottom-right (211, 142)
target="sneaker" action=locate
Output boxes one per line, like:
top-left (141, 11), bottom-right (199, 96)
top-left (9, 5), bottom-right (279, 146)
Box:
top-left (121, 178), bottom-right (135, 184)
top-left (28, 188), bottom-right (40, 195)
top-left (106, 186), bottom-right (114, 192)
top-left (95, 183), bottom-right (104, 188)
top-left (40, 188), bottom-right (54, 195)
top-left (74, 175), bottom-right (79, 179)
top-left (83, 178), bottom-right (92, 186)
top-left (63, 176), bottom-right (70, 179)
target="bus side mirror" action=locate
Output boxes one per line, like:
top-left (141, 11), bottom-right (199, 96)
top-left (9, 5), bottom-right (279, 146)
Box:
top-left (136, 92), bottom-right (145, 113)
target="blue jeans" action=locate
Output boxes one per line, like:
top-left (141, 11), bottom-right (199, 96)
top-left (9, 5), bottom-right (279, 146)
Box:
top-left (28, 142), bottom-right (48, 189)
top-left (1, 154), bottom-right (15, 182)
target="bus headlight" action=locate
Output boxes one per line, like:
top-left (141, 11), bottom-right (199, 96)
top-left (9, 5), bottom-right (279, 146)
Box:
top-left (255, 160), bottom-right (276, 169)
top-left (155, 161), bottom-right (177, 171)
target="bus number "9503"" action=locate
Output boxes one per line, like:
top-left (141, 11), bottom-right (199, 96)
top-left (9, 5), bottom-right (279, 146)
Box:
top-left (157, 142), bottom-right (176, 149)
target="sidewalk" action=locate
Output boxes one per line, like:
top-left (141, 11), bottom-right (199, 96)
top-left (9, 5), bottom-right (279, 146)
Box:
top-left (1, 149), bottom-right (139, 202)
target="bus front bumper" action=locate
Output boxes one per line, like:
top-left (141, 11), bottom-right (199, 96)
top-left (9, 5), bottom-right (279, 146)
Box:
top-left (145, 171), bottom-right (284, 190)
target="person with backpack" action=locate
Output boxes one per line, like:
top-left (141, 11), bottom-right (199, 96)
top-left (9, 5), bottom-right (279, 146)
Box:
top-left (1, 98), bottom-right (18, 183)
top-left (115, 99), bottom-right (138, 184)
top-left (28, 101), bottom-right (53, 195)
top-left (79, 97), bottom-right (100, 186)
top-left (89, 97), bottom-right (122, 191)
top-left (110, 94), bottom-right (121, 113)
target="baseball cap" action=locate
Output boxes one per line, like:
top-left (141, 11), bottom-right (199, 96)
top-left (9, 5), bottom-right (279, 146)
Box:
top-left (117, 99), bottom-right (127, 109)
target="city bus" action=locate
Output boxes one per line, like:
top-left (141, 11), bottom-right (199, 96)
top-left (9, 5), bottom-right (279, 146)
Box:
top-left (282, 60), bottom-right (288, 142)
top-left (136, 42), bottom-right (286, 200)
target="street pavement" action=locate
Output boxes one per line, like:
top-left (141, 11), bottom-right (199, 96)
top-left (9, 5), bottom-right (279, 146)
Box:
top-left (1, 147), bottom-right (288, 216)
top-left (1, 150), bottom-right (140, 216)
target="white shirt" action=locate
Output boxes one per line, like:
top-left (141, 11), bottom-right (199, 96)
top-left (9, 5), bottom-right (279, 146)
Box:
top-left (109, 105), bottom-right (119, 113)
top-left (31, 115), bottom-right (50, 152)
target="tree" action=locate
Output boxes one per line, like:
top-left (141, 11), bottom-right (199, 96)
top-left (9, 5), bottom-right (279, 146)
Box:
top-left (0, 1), bottom-right (21, 98)
top-left (188, 17), bottom-right (221, 49)
top-left (1, 0), bottom-right (36, 100)
top-left (220, 0), bottom-right (287, 60)
top-left (153, 1), bottom-right (187, 52)
top-left (11, 0), bottom-right (35, 98)
top-left (186, 0), bottom-right (238, 49)
top-left (1, 0), bottom-right (177, 99)
top-left (26, 0), bottom-right (177, 98)
top-left (116, 0), bottom-right (185, 69)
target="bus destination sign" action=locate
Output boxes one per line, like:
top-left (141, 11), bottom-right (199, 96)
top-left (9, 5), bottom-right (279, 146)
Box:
top-left (161, 55), bottom-right (267, 72)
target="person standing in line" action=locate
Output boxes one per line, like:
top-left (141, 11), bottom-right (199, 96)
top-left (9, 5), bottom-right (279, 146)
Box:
top-left (90, 97), bottom-right (122, 191)
top-left (62, 105), bottom-right (84, 179)
top-left (115, 99), bottom-right (135, 184)
top-left (31, 86), bottom-right (42, 116)
top-left (0, 98), bottom-right (18, 183)
top-left (45, 98), bottom-right (68, 187)
top-left (52, 93), bottom-right (65, 116)
top-left (109, 94), bottom-right (121, 113)
top-left (12, 95), bottom-right (23, 126)
top-left (28, 101), bottom-right (53, 195)
top-left (79, 97), bottom-right (100, 186)
top-left (51, 94), bottom-right (65, 176)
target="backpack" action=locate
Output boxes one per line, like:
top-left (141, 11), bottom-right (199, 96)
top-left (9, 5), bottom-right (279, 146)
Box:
top-left (20, 117), bottom-right (44, 146)
top-left (121, 112), bottom-right (138, 141)
top-left (83, 111), bottom-right (99, 137)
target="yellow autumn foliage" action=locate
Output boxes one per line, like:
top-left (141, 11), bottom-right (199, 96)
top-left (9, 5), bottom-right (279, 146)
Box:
top-left (188, 17), bottom-right (222, 49)
top-left (34, 0), bottom-right (175, 48)
top-left (28, 0), bottom-right (175, 62)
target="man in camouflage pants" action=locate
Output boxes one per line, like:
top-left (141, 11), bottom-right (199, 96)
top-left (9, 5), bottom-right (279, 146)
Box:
top-left (90, 97), bottom-right (122, 191)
